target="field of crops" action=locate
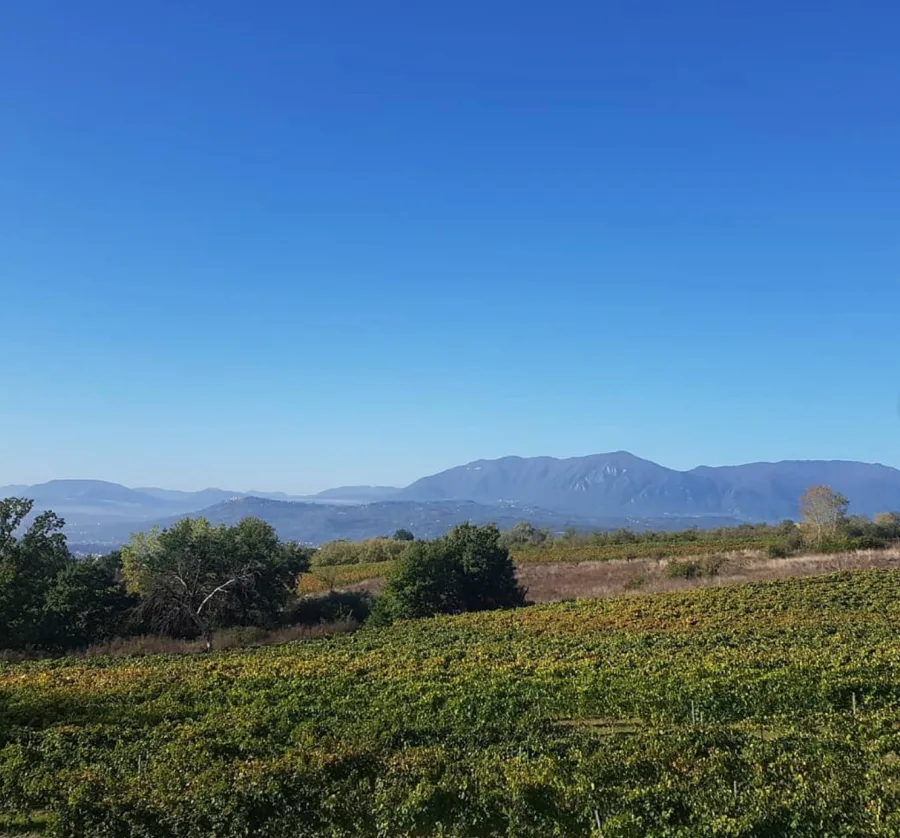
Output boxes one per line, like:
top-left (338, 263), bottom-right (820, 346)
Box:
top-left (297, 559), bottom-right (393, 593)
top-left (3, 570), bottom-right (900, 836)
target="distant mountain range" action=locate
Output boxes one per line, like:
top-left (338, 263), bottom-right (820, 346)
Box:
top-left (5, 452), bottom-right (900, 548)
top-left (0, 480), bottom-right (398, 523)
top-left (397, 452), bottom-right (900, 521)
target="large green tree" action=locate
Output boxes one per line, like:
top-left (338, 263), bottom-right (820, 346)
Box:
top-left (374, 523), bottom-right (525, 623)
top-left (0, 498), bottom-right (71, 648)
top-left (122, 516), bottom-right (310, 649)
top-left (40, 551), bottom-right (136, 649)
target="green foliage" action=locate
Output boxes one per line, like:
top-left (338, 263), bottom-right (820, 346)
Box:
top-left (120, 516), bottom-right (310, 645)
top-left (497, 521), bottom-right (552, 549)
top-left (842, 513), bottom-right (900, 550)
top-left (665, 554), bottom-right (725, 579)
top-left (288, 591), bottom-right (373, 625)
top-left (0, 498), bottom-right (87, 649)
top-left (765, 540), bottom-right (790, 558)
top-left (392, 528), bottom-right (415, 542)
top-left (312, 537), bottom-right (411, 567)
top-left (373, 523), bottom-right (526, 623)
top-left (3, 571), bottom-right (900, 835)
top-left (40, 553), bottom-right (136, 649)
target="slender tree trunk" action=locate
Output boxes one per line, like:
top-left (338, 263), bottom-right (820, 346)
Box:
top-left (189, 609), bottom-right (213, 652)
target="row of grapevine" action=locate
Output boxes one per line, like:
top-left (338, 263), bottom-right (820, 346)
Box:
top-left (3, 570), bottom-right (900, 836)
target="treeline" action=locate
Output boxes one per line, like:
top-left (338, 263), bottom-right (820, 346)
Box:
top-left (4, 485), bottom-right (898, 655)
top-left (503, 490), bottom-right (900, 562)
top-left (0, 498), bottom-right (318, 654)
top-left (0, 500), bottom-right (134, 652)
top-left (0, 497), bottom-right (522, 654)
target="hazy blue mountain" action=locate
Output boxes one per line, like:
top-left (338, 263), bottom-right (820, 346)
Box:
top-left (136, 487), bottom-right (244, 506)
top-left (398, 453), bottom-right (900, 520)
top-left (9, 453), bottom-right (900, 546)
top-left (4, 479), bottom-right (173, 521)
top-left (2, 480), bottom-right (246, 527)
top-left (689, 460), bottom-right (900, 520)
top-left (397, 452), bottom-right (724, 517)
top-left (313, 486), bottom-right (400, 502)
top-left (3, 480), bottom-right (321, 525)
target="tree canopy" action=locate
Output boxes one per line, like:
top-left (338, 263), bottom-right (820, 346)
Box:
top-left (122, 516), bottom-right (311, 649)
top-left (0, 498), bottom-right (134, 650)
top-left (799, 485), bottom-right (849, 545)
top-left (373, 523), bottom-right (526, 623)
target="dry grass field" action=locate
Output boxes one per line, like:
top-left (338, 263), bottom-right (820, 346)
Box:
top-left (517, 546), bottom-right (900, 602)
top-left (336, 546), bottom-right (900, 604)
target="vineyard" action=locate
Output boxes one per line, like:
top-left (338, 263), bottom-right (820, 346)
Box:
top-left (3, 570), bottom-right (900, 836)
top-left (298, 559), bottom-right (393, 594)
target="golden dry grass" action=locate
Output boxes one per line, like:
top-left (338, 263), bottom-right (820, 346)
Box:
top-left (331, 547), bottom-right (900, 605)
top-left (517, 547), bottom-right (900, 603)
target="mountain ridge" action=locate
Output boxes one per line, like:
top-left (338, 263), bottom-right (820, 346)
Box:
top-left (6, 452), bottom-right (900, 546)
top-left (397, 452), bottom-right (900, 520)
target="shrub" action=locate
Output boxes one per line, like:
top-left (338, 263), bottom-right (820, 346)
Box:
top-left (290, 591), bottom-right (373, 625)
top-left (666, 560), bottom-right (702, 579)
top-left (701, 554), bottom-right (727, 576)
top-left (372, 523), bottom-right (525, 624)
top-left (666, 555), bottom-right (726, 579)
top-left (848, 535), bottom-right (888, 551)
top-left (765, 541), bottom-right (790, 559)
top-left (784, 528), bottom-right (806, 552)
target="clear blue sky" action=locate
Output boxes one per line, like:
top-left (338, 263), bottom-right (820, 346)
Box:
top-left (2, 1), bottom-right (898, 492)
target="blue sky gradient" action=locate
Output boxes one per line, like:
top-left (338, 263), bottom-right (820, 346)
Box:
top-left (2, 1), bottom-right (898, 491)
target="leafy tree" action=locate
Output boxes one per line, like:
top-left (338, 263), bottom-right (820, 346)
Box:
top-left (223, 518), bottom-right (312, 626)
top-left (393, 528), bottom-right (415, 542)
top-left (40, 552), bottom-right (136, 649)
top-left (373, 523), bottom-right (525, 623)
top-left (122, 516), bottom-right (309, 650)
top-left (799, 485), bottom-right (849, 545)
top-left (0, 498), bottom-right (71, 648)
top-left (874, 512), bottom-right (900, 537)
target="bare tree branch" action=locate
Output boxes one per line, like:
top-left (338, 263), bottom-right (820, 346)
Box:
top-left (196, 569), bottom-right (257, 616)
